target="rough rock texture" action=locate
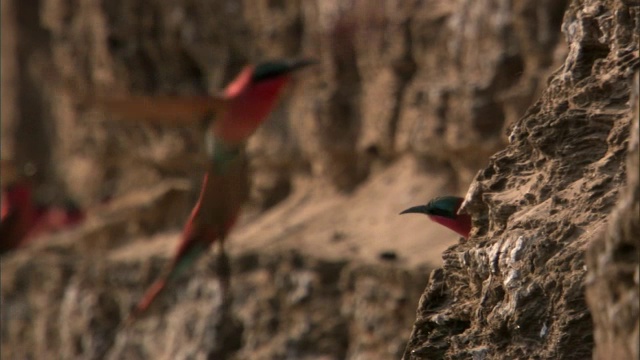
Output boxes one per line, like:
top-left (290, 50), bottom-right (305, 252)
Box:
top-left (404, 0), bottom-right (639, 359)
top-left (2, 239), bottom-right (428, 360)
top-left (4, 0), bottom-right (626, 359)
top-left (586, 70), bottom-right (639, 360)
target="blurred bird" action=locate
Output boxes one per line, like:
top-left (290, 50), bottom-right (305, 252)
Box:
top-left (126, 146), bottom-right (249, 324)
top-left (400, 196), bottom-right (472, 239)
top-left (1, 179), bottom-right (36, 255)
top-left (100, 59), bottom-right (315, 323)
top-left (1, 160), bottom-right (86, 255)
top-left (26, 199), bottom-right (86, 242)
top-left (95, 58), bottom-right (316, 146)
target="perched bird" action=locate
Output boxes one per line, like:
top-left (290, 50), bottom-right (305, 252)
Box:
top-left (400, 196), bottom-right (472, 239)
top-left (95, 58), bottom-right (316, 145)
top-left (126, 146), bottom-right (250, 323)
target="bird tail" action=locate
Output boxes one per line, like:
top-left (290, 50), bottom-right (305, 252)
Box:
top-left (124, 278), bottom-right (168, 326)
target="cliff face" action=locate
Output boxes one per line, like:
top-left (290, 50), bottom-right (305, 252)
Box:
top-left (1, 0), bottom-right (637, 359)
top-left (403, 0), bottom-right (639, 359)
top-left (2, 0), bottom-right (567, 206)
top-left (586, 73), bottom-right (639, 359)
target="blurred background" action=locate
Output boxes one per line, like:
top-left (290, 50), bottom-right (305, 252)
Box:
top-left (1, 0), bottom-right (569, 359)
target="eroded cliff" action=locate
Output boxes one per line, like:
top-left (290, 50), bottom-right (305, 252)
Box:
top-left (2, 0), bottom-right (637, 359)
top-left (403, 0), bottom-right (639, 359)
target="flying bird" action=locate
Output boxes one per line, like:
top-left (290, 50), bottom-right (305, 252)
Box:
top-left (96, 59), bottom-right (316, 323)
top-left (94, 58), bottom-right (316, 146)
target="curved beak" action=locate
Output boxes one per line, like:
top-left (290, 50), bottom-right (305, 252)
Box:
top-left (399, 205), bottom-right (429, 215)
top-left (288, 58), bottom-right (318, 72)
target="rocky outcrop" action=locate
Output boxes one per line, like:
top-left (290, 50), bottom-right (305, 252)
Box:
top-left (586, 70), bottom-right (639, 360)
top-left (404, 0), bottom-right (639, 359)
top-left (5, 0), bottom-right (635, 359)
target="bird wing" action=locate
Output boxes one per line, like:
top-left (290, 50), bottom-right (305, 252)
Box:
top-left (89, 95), bottom-right (227, 126)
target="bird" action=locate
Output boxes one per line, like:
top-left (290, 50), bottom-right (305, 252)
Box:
top-left (25, 198), bottom-right (86, 243)
top-left (102, 59), bottom-right (316, 323)
top-left (125, 145), bottom-right (250, 324)
top-left (1, 179), bottom-right (37, 255)
top-left (400, 196), bottom-right (472, 239)
top-left (1, 159), bottom-right (87, 255)
top-left (94, 58), bottom-right (316, 146)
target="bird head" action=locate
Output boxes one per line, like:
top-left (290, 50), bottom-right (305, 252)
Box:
top-left (250, 58), bottom-right (317, 83)
top-left (399, 196), bottom-right (464, 218)
top-left (57, 198), bottom-right (86, 226)
top-left (224, 58), bottom-right (317, 97)
top-left (218, 58), bottom-right (316, 143)
top-left (400, 196), bottom-right (471, 238)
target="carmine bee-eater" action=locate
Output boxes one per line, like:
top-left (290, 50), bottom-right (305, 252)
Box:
top-left (98, 59), bottom-right (316, 323)
top-left (97, 58), bottom-right (316, 145)
top-left (1, 179), bottom-right (36, 255)
top-left (26, 199), bottom-right (85, 243)
top-left (3, 58), bottom-right (313, 315)
top-left (400, 196), bottom-right (472, 239)
top-left (1, 159), bottom-right (36, 255)
top-left (1, 160), bottom-right (86, 255)
top-left (126, 145), bottom-right (249, 323)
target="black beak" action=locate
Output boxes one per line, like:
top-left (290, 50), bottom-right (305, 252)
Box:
top-left (288, 58), bottom-right (318, 72)
top-left (399, 205), bottom-right (429, 216)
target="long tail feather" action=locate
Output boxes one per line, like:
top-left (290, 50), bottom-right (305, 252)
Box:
top-left (125, 278), bottom-right (168, 325)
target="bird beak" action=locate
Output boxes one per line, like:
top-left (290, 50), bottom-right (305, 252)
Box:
top-left (288, 58), bottom-right (318, 72)
top-left (399, 205), bottom-right (429, 215)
